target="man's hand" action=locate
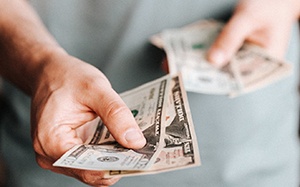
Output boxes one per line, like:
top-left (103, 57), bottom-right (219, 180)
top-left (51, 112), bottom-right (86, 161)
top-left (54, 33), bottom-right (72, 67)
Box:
top-left (31, 52), bottom-right (146, 186)
top-left (208, 0), bottom-right (300, 68)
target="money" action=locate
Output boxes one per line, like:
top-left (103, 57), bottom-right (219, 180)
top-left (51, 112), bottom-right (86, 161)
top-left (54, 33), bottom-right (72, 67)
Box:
top-left (151, 20), bottom-right (292, 97)
top-left (53, 74), bottom-right (200, 177)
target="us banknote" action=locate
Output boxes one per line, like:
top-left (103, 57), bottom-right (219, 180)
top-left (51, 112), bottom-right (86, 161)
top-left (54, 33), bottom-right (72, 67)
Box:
top-left (53, 74), bottom-right (200, 177)
top-left (151, 20), bottom-right (292, 97)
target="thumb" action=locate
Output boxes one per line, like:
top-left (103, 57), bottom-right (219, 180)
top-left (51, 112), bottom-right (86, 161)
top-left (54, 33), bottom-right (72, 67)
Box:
top-left (207, 12), bottom-right (254, 68)
top-left (87, 85), bottom-right (146, 150)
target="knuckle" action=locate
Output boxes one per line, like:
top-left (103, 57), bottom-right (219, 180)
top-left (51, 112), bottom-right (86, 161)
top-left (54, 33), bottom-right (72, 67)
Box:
top-left (80, 172), bottom-right (100, 185)
top-left (78, 171), bottom-right (118, 186)
top-left (80, 172), bottom-right (92, 184)
top-left (100, 178), bottom-right (119, 186)
top-left (105, 100), bottom-right (129, 120)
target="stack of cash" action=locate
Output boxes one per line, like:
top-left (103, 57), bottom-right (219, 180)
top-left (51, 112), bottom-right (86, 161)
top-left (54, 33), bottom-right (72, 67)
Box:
top-left (151, 20), bottom-right (292, 97)
top-left (54, 74), bottom-right (201, 177)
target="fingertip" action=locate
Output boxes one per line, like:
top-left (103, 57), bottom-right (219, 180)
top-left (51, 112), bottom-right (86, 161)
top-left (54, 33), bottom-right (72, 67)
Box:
top-left (124, 128), bottom-right (147, 149)
top-left (207, 13), bottom-right (251, 68)
top-left (207, 48), bottom-right (227, 68)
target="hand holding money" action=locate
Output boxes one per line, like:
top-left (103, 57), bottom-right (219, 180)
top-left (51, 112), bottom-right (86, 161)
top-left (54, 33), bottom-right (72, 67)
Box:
top-left (208, 0), bottom-right (300, 67)
top-left (54, 74), bottom-right (201, 177)
top-left (151, 20), bottom-right (292, 97)
top-left (31, 55), bottom-right (146, 186)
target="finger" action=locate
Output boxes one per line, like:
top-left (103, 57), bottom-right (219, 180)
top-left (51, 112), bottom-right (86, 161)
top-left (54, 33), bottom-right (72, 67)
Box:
top-left (86, 84), bottom-right (146, 150)
top-left (161, 57), bottom-right (169, 73)
top-left (72, 169), bottom-right (121, 187)
top-left (207, 12), bottom-right (256, 67)
top-left (247, 25), bottom-right (291, 59)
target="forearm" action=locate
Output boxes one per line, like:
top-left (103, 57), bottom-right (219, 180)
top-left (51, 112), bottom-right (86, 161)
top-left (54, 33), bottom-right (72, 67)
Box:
top-left (0, 0), bottom-right (66, 95)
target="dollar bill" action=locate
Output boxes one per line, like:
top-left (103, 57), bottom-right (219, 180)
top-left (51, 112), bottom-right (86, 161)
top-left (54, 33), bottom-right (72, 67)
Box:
top-left (53, 74), bottom-right (200, 177)
top-left (151, 20), bottom-right (292, 97)
top-left (229, 44), bottom-right (292, 96)
top-left (107, 75), bottom-right (200, 177)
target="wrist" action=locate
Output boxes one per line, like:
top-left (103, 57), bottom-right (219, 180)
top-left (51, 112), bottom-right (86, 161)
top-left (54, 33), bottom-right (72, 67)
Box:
top-left (29, 45), bottom-right (69, 96)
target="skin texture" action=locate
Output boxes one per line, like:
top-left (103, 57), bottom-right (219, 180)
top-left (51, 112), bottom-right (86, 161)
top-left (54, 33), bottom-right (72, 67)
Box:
top-left (0, 0), bottom-right (299, 186)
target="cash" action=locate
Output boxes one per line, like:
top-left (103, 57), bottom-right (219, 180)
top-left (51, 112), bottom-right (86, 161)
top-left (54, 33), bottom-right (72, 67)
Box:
top-left (150, 20), bottom-right (292, 97)
top-left (53, 74), bottom-right (200, 177)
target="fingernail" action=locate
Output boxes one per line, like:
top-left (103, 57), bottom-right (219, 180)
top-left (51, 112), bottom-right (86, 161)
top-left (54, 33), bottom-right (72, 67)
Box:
top-left (210, 50), bottom-right (225, 68)
top-left (124, 128), bottom-right (146, 146)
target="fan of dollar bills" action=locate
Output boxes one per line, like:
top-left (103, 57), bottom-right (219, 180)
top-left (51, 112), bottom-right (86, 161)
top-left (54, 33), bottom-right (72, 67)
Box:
top-left (150, 20), bottom-right (292, 97)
